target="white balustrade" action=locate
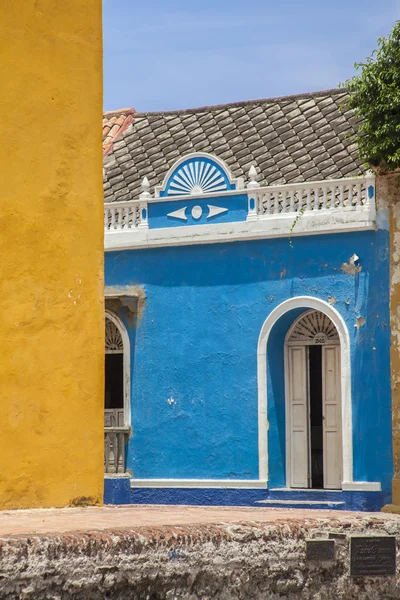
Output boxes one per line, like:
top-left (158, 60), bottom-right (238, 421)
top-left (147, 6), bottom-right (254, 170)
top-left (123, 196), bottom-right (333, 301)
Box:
top-left (255, 176), bottom-right (370, 218)
top-left (104, 176), bottom-right (375, 242)
top-left (104, 201), bottom-right (139, 231)
top-left (104, 426), bottom-right (130, 474)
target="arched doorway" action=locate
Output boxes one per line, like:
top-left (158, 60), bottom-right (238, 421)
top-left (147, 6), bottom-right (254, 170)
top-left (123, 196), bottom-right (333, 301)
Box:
top-left (285, 310), bottom-right (342, 490)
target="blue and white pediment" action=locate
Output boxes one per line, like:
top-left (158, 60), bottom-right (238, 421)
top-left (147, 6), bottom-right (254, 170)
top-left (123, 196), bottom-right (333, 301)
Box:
top-left (146, 153), bottom-right (249, 230)
top-left (156, 153), bottom-right (239, 198)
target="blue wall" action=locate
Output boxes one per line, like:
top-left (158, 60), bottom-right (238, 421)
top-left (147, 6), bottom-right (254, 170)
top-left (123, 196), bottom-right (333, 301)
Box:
top-left (105, 229), bottom-right (392, 494)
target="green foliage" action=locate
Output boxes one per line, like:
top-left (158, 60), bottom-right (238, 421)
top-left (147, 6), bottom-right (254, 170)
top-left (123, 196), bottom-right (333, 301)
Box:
top-left (342, 21), bottom-right (400, 171)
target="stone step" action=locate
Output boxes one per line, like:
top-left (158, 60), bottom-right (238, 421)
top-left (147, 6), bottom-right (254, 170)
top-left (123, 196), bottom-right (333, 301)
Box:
top-left (255, 499), bottom-right (345, 509)
top-left (268, 488), bottom-right (343, 502)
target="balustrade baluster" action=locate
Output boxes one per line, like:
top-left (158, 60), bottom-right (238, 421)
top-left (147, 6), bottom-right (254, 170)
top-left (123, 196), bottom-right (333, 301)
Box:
top-left (322, 186), bottom-right (327, 209)
top-left (330, 187), bottom-right (335, 209)
top-left (110, 208), bottom-right (116, 229)
top-left (281, 190), bottom-right (287, 213)
top-left (306, 188), bottom-right (311, 211)
top-left (313, 188), bottom-right (319, 210)
top-left (117, 432), bottom-right (125, 473)
top-left (297, 190), bottom-right (303, 213)
top-left (104, 432), bottom-right (110, 473)
top-left (273, 193), bottom-right (279, 214)
top-left (339, 185), bottom-right (344, 208)
top-left (117, 208), bottom-right (123, 229)
top-left (356, 183), bottom-right (362, 206)
top-left (266, 192), bottom-right (271, 214)
top-left (289, 190), bottom-right (295, 212)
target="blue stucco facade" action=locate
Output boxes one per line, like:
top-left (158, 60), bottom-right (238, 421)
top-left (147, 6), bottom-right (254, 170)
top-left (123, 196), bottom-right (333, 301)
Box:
top-left (105, 227), bottom-right (392, 510)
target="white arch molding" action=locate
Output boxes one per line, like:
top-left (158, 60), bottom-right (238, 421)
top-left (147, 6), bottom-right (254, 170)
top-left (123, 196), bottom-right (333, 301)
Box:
top-left (257, 296), bottom-right (380, 492)
top-left (105, 310), bottom-right (131, 427)
top-left (154, 152), bottom-right (242, 197)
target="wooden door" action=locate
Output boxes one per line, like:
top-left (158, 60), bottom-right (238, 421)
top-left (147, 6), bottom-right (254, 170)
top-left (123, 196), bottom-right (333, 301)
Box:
top-left (288, 346), bottom-right (309, 488)
top-left (322, 345), bottom-right (342, 489)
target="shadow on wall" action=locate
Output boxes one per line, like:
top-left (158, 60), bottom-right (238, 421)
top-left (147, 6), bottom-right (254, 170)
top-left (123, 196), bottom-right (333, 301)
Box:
top-left (106, 232), bottom-right (379, 288)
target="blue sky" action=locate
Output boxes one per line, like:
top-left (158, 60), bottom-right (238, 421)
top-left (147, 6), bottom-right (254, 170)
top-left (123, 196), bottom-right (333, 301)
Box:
top-left (103, 0), bottom-right (399, 112)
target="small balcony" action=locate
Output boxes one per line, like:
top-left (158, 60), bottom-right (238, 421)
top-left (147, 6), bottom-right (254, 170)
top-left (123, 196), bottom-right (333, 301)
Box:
top-left (104, 408), bottom-right (130, 475)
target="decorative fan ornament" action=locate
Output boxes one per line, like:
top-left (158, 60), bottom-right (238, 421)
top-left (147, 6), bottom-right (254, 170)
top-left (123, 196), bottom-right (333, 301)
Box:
top-left (288, 311), bottom-right (339, 344)
top-left (167, 159), bottom-right (229, 196)
top-left (105, 318), bottom-right (124, 353)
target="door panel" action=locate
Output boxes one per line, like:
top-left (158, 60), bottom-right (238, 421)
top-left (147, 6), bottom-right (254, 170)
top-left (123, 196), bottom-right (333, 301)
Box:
top-left (288, 346), bottom-right (309, 488)
top-left (322, 345), bottom-right (342, 489)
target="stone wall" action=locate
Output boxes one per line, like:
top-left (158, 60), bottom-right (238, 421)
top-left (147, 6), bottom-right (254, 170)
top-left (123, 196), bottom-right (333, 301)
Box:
top-left (1, 515), bottom-right (400, 599)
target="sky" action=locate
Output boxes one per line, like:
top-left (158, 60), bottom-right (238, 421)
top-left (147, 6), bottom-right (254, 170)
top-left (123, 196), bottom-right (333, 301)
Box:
top-left (103, 0), bottom-right (400, 113)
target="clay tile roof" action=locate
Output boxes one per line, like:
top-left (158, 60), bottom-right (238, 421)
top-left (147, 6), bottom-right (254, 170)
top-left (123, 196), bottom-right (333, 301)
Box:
top-left (103, 89), bottom-right (363, 204)
top-left (103, 108), bottom-right (135, 156)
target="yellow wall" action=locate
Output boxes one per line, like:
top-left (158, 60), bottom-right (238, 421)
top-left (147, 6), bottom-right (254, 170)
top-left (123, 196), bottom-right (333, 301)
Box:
top-left (0, 1), bottom-right (104, 508)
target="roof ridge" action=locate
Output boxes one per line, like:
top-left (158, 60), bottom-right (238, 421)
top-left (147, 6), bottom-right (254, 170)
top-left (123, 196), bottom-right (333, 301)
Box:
top-left (130, 88), bottom-right (348, 118)
top-left (103, 108), bottom-right (136, 118)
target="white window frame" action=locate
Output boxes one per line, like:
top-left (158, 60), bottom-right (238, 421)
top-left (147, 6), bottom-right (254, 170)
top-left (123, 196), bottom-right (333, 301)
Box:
top-left (284, 310), bottom-right (341, 490)
top-left (105, 310), bottom-right (131, 427)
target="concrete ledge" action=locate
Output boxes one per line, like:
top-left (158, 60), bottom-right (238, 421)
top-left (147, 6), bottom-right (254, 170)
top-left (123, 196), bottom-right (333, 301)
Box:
top-left (1, 507), bottom-right (400, 599)
top-left (104, 481), bottom-right (389, 511)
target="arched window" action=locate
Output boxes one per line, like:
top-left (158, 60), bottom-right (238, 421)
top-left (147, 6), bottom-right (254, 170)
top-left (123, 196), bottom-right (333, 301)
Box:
top-left (104, 311), bottom-right (130, 427)
top-left (286, 310), bottom-right (340, 345)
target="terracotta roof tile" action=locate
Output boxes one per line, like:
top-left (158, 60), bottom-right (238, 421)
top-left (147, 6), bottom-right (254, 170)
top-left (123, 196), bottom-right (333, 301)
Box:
top-left (102, 108), bottom-right (135, 156)
top-left (103, 89), bottom-right (363, 202)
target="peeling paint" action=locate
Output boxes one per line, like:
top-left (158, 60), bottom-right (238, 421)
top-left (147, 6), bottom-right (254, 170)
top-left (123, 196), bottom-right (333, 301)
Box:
top-left (341, 253), bottom-right (362, 275)
top-left (105, 285), bottom-right (146, 325)
top-left (355, 317), bottom-right (366, 330)
top-left (328, 296), bottom-right (336, 305)
top-left (376, 208), bottom-right (390, 231)
top-left (378, 172), bottom-right (400, 503)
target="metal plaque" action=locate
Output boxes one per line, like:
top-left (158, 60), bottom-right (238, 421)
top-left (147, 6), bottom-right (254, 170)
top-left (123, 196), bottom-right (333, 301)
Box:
top-left (306, 540), bottom-right (335, 562)
top-left (350, 536), bottom-right (396, 577)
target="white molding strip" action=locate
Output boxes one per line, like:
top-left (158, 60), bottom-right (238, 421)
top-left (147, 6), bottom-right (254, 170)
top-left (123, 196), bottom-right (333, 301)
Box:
top-left (342, 481), bottom-right (382, 492)
top-left (130, 479), bottom-right (268, 489)
top-left (128, 479), bottom-right (381, 491)
top-left (105, 212), bottom-right (374, 251)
